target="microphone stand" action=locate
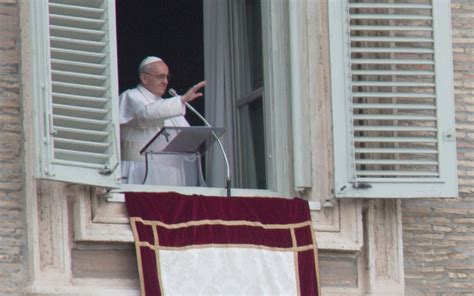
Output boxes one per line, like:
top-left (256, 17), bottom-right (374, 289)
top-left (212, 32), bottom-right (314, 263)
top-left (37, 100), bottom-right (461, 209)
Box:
top-left (169, 89), bottom-right (231, 197)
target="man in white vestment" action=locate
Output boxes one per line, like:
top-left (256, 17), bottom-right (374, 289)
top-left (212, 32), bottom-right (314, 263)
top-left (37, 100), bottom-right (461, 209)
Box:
top-left (119, 56), bottom-right (206, 185)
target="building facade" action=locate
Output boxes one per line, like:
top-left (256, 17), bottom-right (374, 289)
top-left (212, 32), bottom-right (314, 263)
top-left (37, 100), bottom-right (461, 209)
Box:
top-left (0, 0), bottom-right (472, 295)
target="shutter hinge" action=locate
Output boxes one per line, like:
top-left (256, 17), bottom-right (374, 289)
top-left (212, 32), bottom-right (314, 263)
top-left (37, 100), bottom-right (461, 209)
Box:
top-left (443, 129), bottom-right (455, 142)
top-left (352, 181), bottom-right (372, 190)
top-left (48, 114), bottom-right (57, 135)
top-left (99, 162), bottom-right (119, 176)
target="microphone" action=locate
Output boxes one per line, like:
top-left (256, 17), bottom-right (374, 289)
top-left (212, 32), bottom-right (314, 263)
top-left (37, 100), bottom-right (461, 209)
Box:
top-left (169, 88), bottom-right (231, 197)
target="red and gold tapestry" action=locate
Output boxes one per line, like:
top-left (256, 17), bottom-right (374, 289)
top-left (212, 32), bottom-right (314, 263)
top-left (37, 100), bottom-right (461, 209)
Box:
top-left (126, 192), bottom-right (320, 296)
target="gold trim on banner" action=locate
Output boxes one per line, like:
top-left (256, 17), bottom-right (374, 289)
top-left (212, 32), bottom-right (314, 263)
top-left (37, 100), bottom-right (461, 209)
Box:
top-left (130, 216), bottom-right (313, 230)
top-left (152, 224), bottom-right (164, 295)
top-left (290, 228), bottom-right (301, 296)
top-left (135, 240), bottom-right (317, 252)
top-left (130, 218), bottom-right (146, 296)
top-left (309, 221), bottom-right (321, 295)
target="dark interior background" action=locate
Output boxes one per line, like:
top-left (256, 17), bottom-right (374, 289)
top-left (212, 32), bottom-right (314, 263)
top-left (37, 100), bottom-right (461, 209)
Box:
top-left (115, 0), bottom-right (204, 126)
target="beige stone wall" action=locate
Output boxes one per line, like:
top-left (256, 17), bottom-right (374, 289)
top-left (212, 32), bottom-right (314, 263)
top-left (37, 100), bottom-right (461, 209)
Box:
top-left (0, 0), bottom-right (27, 294)
top-left (402, 0), bottom-right (474, 294)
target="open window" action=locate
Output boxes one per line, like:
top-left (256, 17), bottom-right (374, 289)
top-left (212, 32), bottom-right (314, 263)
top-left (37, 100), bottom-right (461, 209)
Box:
top-left (30, 0), bottom-right (457, 199)
top-left (31, 0), bottom-right (296, 196)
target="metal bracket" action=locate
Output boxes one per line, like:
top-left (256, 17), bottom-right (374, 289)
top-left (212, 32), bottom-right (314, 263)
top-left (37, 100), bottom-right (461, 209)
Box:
top-left (99, 162), bottom-right (119, 176)
top-left (443, 129), bottom-right (455, 142)
top-left (352, 181), bottom-right (372, 189)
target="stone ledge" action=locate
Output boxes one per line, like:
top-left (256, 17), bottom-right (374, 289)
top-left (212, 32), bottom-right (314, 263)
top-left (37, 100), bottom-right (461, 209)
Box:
top-left (23, 280), bottom-right (139, 296)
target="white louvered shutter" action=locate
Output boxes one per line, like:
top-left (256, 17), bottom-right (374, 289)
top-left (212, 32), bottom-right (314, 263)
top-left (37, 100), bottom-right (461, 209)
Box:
top-left (32, 0), bottom-right (120, 187)
top-left (329, 0), bottom-right (457, 198)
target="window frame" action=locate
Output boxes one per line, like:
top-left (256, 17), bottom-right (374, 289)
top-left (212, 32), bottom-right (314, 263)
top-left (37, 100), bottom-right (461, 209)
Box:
top-left (231, 0), bottom-right (267, 189)
top-left (31, 0), bottom-right (300, 198)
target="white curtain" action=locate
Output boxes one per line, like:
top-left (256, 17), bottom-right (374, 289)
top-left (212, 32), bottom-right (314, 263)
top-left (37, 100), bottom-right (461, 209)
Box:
top-left (203, 0), bottom-right (235, 187)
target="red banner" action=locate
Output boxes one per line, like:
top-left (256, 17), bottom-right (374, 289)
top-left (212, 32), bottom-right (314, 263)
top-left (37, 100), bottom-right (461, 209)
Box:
top-left (126, 192), bottom-right (320, 296)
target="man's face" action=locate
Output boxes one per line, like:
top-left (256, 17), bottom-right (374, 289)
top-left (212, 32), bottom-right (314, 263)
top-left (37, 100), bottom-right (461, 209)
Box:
top-left (140, 61), bottom-right (169, 97)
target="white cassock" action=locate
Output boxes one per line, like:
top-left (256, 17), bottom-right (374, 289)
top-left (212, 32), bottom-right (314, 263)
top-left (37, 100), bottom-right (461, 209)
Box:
top-left (119, 84), bottom-right (198, 186)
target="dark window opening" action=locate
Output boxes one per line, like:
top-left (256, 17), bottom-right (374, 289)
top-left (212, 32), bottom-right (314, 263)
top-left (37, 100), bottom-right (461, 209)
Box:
top-left (115, 0), bottom-right (204, 126)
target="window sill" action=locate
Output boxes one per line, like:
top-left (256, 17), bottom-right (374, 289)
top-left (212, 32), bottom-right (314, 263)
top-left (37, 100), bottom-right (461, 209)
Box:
top-left (104, 184), bottom-right (321, 210)
top-left (106, 184), bottom-right (283, 200)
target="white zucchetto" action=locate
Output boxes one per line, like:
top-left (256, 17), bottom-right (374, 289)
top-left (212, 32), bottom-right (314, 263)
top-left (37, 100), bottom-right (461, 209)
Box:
top-left (138, 56), bottom-right (163, 72)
